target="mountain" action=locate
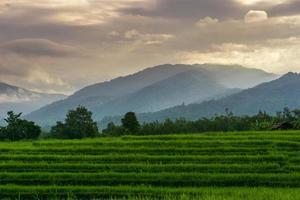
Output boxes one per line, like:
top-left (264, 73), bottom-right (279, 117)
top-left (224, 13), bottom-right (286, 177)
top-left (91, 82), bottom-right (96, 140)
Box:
top-left (25, 64), bottom-right (192, 125)
top-left (114, 72), bottom-right (300, 123)
top-left (26, 64), bottom-right (276, 126)
top-left (92, 70), bottom-right (227, 117)
top-left (197, 64), bottom-right (277, 89)
top-left (0, 82), bottom-right (66, 118)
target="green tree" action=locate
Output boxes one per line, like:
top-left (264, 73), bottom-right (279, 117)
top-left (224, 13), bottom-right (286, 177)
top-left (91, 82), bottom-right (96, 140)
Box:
top-left (121, 112), bottom-right (140, 134)
top-left (0, 111), bottom-right (41, 141)
top-left (4, 111), bottom-right (22, 125)
top-left (50, 106), bottom-right (99, 139)
top-left (102, 122), bottom-right (127, 136)
top-left (49, 121), bottom-right (65, 138)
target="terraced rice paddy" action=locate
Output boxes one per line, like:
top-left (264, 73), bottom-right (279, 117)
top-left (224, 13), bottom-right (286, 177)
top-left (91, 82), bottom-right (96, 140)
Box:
top-left (1, 131), bottom-right (300, 199)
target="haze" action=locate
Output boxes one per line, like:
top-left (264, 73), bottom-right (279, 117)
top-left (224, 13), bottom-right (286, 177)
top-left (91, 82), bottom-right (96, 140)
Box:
top-left (0, 0), bottom-right (299, 94)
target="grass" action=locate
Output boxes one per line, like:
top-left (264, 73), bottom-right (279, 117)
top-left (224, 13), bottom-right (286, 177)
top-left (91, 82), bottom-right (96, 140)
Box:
top-left (0, 186), bottom-right (299, 199)
top-left (0, 131), bottom-right (299, 199)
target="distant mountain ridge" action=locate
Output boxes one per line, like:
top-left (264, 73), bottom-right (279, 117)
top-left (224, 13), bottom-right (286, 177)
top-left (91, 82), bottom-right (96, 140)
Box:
top-left (0, 82), bottom-right (66, 118)
top-left (195, 64), bottom-right (276, 89)
top-left (110, 72), bottom-right (300, 124)
top-left (25, 64), bottom-right (277, 126)
top-left (93, 69), bottom-right (227, 116)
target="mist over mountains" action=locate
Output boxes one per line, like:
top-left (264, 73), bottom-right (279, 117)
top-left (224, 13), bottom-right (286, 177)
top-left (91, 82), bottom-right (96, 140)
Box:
top-left (25, 64), bottom-right (276, 126)
top-left (0, 82), bottom-right (66, 118)
top-left (103, 72), bottom-right (300, 125)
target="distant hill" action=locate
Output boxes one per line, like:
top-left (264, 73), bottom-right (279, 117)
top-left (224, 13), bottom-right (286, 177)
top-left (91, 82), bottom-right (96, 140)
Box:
top-left (93, 70), bottom-right (227, 117)
top-left (25, 64), bottom-right (192, 125)
top-left (26, 64), bottom-right (276, 126)
top-left (0, 82), bottom-right (66, 118)
top-left (108, 72), bottom-right (300, 124)
top-left (197, 64), bottom-right (277, 89)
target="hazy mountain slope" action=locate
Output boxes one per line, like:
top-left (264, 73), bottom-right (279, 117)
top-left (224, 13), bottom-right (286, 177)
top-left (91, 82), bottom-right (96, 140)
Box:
top-left (0, 82), bottom-right (66, 117)
top-left (93, 70), bottom-right (227, 117)
top-left (71, 64), bottom-right (193, 101)
top-left (125, 72), bottom-right (300, 123)
top-left (26, 64), bottom-right (277, 126)
top-left (199, 64), bottom-right (277, 89)
top-left (192, 88), bottom-right (242, 104)
top-left (25, 64), bottom-right (193, 125)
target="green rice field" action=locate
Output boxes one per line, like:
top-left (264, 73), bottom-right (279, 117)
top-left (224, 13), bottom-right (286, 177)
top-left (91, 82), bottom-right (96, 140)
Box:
top-left (1, 131), bottom-right (300, 199)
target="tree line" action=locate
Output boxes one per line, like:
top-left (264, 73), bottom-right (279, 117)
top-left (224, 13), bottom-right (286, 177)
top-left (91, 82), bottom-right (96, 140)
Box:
top-left (102, 108), bottom-right (300, 136)
top-left (1, 106), bottom-right (300, 141)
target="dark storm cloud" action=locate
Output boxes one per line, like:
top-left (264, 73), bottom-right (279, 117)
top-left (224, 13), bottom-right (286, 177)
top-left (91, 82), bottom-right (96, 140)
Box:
top-left (268, 0), bottom-right (300, 17)
top-left (121, 0), bottom-right (248, 21)
top-left (0, 39), bottom-right (79, 57)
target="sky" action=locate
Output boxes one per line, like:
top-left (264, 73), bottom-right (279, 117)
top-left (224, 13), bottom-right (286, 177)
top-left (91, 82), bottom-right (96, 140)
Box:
top-left (0, 0), bottom-right (300, 94)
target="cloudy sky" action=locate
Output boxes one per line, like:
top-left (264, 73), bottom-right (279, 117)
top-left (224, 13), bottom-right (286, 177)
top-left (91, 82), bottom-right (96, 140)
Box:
top-left (0, 0), bottom-right (300, 94)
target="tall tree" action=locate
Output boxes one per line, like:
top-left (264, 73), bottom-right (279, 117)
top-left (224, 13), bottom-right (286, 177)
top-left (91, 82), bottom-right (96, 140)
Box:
top-left (121, 112), bottom-right (140, 134)
top-left (0, 111), bottom-right (41, 141)
top-left (51, 106), bottom-right (99, 139)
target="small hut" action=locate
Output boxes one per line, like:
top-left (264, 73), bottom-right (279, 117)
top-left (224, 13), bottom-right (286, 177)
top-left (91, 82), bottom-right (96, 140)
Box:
top-left (272, 121), bottom-right (293, 130)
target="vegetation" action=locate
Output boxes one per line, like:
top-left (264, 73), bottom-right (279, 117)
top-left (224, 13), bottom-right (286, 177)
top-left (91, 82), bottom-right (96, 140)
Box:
top-left (103, 108), bottom-right (300, 136)
top-left (0, 131), bottom-right (298, 198)
top-left (0, 111), bottom-right (41, 141)
top-left (1, 106), bottom-right (300, 141)
top-left (50, 106), bottom-right (99, 139)
top-left (122, 112), bottom-right (140, 133)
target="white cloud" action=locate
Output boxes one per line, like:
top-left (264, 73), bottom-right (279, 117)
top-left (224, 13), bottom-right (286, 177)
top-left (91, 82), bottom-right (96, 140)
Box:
top-left (196, 17), bottom-right (219, 27)
top-left (273, 15), bottom-right (300, 25)
top-left (124, 30), bottom-right (175, 46)
top-left (177, 38), bottom-right (300, 73)
top-left (125, 30), bottom-right (140, 39)
top-left (244, 10), bottom-right (268, 23)
top-left (1, 0), bottom-right (89, 8)
top-left (0, 94), bottom-right (31, 103)
top-left (235, 0), bottom-right (289, 5)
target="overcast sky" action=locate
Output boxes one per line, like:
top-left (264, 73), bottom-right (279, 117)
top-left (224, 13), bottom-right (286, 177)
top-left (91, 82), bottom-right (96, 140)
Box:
top-left (0, 0), bottom-right (300, 94)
